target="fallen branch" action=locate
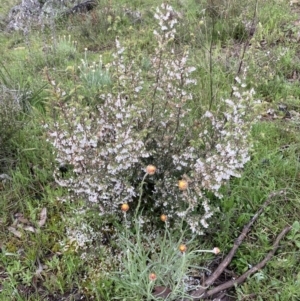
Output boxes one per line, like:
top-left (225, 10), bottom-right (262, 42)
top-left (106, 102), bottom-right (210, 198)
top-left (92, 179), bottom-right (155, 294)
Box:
top-left (180, 190), bottom-right (288, 301)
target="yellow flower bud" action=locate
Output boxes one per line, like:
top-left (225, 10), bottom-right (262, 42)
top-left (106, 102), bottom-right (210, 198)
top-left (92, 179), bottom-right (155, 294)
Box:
top-left (212, 247), bottom-right (220, 255)
top-left (149, 273), bottom-right (157, 281)
top-left (160, 214), bottom-right (167, 222)
top-left (178, 180), bottom-right (188, 191)
top-left (121, 203), bottom-right (129, 212)
top-left (179, 244), bottom-right (187, 253)
top-left (146, 165), bottom-right (156, 175)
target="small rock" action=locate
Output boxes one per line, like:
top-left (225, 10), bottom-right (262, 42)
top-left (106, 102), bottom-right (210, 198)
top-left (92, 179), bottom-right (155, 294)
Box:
top-left (5, 0), bottom-right (97, 32)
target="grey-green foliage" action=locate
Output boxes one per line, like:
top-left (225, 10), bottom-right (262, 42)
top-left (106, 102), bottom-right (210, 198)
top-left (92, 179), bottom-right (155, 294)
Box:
top-left (113, 219), bottom-right (206, 301)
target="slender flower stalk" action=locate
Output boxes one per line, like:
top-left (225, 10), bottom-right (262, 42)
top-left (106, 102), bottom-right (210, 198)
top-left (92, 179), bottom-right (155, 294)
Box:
top-left (135, 172), bottom-right (149, 218)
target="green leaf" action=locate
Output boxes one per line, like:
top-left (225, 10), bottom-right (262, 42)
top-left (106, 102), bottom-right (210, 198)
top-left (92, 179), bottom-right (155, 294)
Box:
top-left (292, 221), bottom-right (300, 232)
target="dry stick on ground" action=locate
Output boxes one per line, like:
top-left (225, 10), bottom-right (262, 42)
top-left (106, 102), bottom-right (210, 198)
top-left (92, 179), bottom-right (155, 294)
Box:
top-left (180, 190), bottom-right (289, 301)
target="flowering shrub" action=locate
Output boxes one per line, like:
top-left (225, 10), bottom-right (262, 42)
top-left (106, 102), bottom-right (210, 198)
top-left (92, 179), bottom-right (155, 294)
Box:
top-left (45, 3), bottom-right (257, 235)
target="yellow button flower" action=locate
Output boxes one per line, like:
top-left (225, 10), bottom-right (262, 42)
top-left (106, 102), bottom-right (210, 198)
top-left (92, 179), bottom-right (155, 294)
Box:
top-left (146, 165), bottom-right (156, 175)
top-left (178, 180), bottom-right (188, 191)
top-left (121, 203), bottom-right (129, 212)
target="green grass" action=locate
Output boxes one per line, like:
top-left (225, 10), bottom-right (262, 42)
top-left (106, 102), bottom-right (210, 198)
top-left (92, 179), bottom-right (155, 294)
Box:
top-left (214, 120), bottom-right (300, 299)
top-left (1, 0), bottom-right (300, 300)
